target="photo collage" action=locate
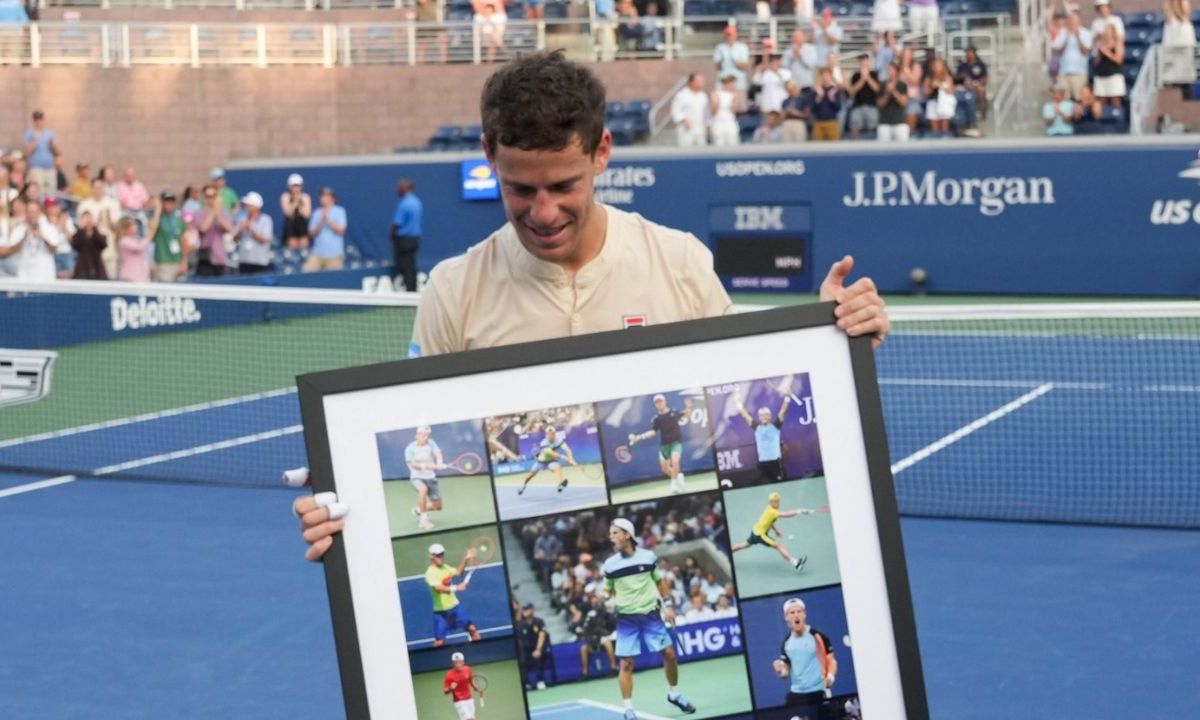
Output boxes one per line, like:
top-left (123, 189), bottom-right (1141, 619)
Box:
top-left (374, 373), bottom-right (863, 720)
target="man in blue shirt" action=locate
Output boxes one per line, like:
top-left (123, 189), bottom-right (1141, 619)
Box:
top-left (23, 110), bottom-right (60, 196)
top-left (390, 178), bottom-right (424, 291)
top-left (304, 186), bottom-right (348, 272)
top-left (772, 597), bottom-right (837, 717)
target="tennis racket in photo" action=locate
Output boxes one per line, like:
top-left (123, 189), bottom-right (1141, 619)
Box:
top-left (613, 445), bottom-right (633, 463)
top-left (581, 463), bottom-right (604, 481)
top-left (472, 673), bottom-right (489, 706)
top-left (445, 452), bottom-right (485, 474)
top-left (799, 505), bottom-right (831, 515)
top-left (461, 535), bottom-right (498, 587)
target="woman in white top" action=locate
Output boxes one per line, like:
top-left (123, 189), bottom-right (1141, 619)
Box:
top-left (710, 74), bottom-right (743, 146)
top-left (1163, 0), bottom-right (1197, 47)
top-left (872, 0), bottom-right (904, 34)
top-left (0, 199), bottom-right (61, 283)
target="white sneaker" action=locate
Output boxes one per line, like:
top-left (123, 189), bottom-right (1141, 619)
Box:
top-left (676, 474), bottom-right (686, 490)
top-left (419, 516), bottom-right (434, 530)
top-left (536, 681), bottom-right (547, 690)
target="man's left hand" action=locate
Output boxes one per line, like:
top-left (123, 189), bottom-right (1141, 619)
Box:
top-left (819, 254), bottom-right (890, 349)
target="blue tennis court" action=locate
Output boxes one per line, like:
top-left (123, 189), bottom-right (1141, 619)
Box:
top-left (1, 319), bottom-right (1198, 718)
top-left (398, 563), bottom-right (514, 650)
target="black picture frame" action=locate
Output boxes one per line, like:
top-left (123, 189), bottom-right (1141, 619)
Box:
top-left (298, 302), bottom-right (928, 720)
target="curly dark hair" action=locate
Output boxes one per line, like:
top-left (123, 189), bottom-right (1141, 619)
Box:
top-left (480, 50), bottom-right (607, 156)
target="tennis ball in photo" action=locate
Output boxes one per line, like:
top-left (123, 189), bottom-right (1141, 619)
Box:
top-left (788, 535), bottom-right (795, 540)
top-left (480, 544), bottom-right (489, 553)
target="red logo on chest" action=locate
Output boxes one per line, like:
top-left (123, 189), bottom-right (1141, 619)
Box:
top-left (622, 315), bottom-right (647, 328)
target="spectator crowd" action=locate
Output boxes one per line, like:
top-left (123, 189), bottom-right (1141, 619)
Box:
top-left (674, 13), bottom-right (987, 145)
top-left (0, 110), bottom-right (352, 284)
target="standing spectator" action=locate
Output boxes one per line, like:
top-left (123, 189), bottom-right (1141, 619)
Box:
top-left (899, 46), bottom-right (924, 133)
top-left (210, 168), bottom-right (239, 214)
top-left (8, 152), bottom-right (27, 191)
top-left (0, 197), bottom-right (25, 279)
top-left (812, 8), bottom-right (843, 61)
top-left (877, 61), bottom-right (910, 140)
top-left (847, 53), bottom-right (882, 138)
top-left (68, 162), bottom-right (91, 200)
top-left (753, 54), bottom-right (792, 113)
top-left (181, 185), bottom-right (204, 216)
top-left (810, 68), bottom-right (844, 141)
top-left (782, 28), bottom-right (818, 92)
top-left (873, 31), bottom-right (898, 81)
top-left (955, 46), bottom-right (989, 119)
top-left (194, 184), bottom-right (233, 277)
top-left (234, 191), bottom-right (274, 275)
top-left (0, 166), bottom-right (17, 207)
top-left (1092, 25), bottom-right (1126, 107)
top-left (280, 173), bottom-right (312, 251)
top-left (304, 187), bottom-right (347, 272)
top-left (752, 110), bottom-right (786, 143)
top-left (44, 197), bottom-right (75, 279)
top-left (474, 1), bottom-right (507, 63)
top-left (532, 527), bottom-right (562, 583)
top-left (639, 2), bottom-right (665, 52)
top-left (1043, 83), bottom-right (1076, 136)
top-left (22, 110), bottom-right (61, 196)
top-left (710, 74), bottom-right (743, 146)
top-left (98, 165), bottom-right (118, 200)
top-left (907, 0), bottom-right (938, 39)
top-left (115, 166), bottom-right (150, 226)
top-left (115, 216), bottom-right (151, 283)
top-left (671, 73), bottom-right (710, 147)
top-left (1089, 0), bottom-right (1124, 41)
top-left (573, 591), bottom-right (617, 678)
top-left (1051, 11), bottom-right (1092, 101)
top-left (70, 210), bottom-right (107, 280)
top-left (390, 179), bottom-right (423, 292)
top-left (77, 177), bottom-right (121, 279)
top-left (593, 0), bottom-right (617, 61)
top-left (416, 0), bottom-right (448, 63)
top-left (872, 0), bottom-right (903, 35)
top-left (518, 603), bottom-right (556, 690)
top-left (924, 57), bottom-right (956, 134)
top-left (615, 0), bottom-right (642, 54)
top-left (1, 199), bottom-right (60, 282)
top-left (148, 191), bottom-right (187, 283)
top-left (713, 25), bottom-right (752, 91)
top-left (781, 81), bottom-right (811, 141)
top-left (1047, 8), bottom-right (1068, 82)
top-left (1163, 0), bottom-right (1197, 49)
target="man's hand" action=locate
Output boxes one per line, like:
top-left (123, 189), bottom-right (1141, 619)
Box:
top-left (772, 658), bottom-right (790, 678)
top-left (293, 491), bottom-right (349, 562)
top-left (819, 254), bottom-right (890, 349)
top-left (661, 605), bottom-right (677, 625)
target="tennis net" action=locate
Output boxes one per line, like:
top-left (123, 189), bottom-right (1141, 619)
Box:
top-left (0, 280), bottom-right (418, 488)
top-left (2, 283), bottom-right (1197, 528)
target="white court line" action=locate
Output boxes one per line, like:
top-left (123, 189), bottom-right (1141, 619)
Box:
top-left (575, 699), bottom-right (673, 720)
top-left (0, 474), bottom-right (77, 498)
top-left (91, 425), bottom-right (303, 476)
top-left (406, 623), bottom-right (512, 647)
top-left (1144, 385), bottom-right (1200, 393)
top-left (0, 387), bottom-right (296, 449)
top-left (891, 383), bottom-right (1055, 476)
top-left (881, 377), bottom-right (1109, 390)
top-left (396, 561), bottom-right (504, 583)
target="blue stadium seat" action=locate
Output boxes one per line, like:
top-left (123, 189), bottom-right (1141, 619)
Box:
top-left (960, 0), bottom-right (984, 13)
top-left (1125, 11), bottom-right (1162, 28)
top-left (606, 101), bottom-right (626, 119)
top-left (849, 2), bottom-right (871, 15)
top-left (1122, 65), bottom-right (1140, 85)
top-left (448, 8), bottom-right (473, 20)
top-left (737, 112), bottom-right (761, 143)
top-left (462, 125), bottom-right (484, 146)
top-left (608, 117), bottom-right (638, 146)
top-left (544, 1), bottom-right (568, 18)
top-left (683, 0), bottom-right (711, 15)
top-left (624, 99), bottom-right (652, 137)
top-left (1125, 43), bottom-right (1146, 65)
top-left (507, 4), bottom-right (525, 18)
top-left (710, 0), bottom-right (735, 14)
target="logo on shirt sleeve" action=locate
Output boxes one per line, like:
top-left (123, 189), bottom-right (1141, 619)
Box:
top-left (622, 315), bottom-right (647, 329)
top-left (408, 341), bottom-right (421, 358)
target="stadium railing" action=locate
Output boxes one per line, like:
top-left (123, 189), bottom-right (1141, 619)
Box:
top-left (0, 11), bottom-right (1010, 67)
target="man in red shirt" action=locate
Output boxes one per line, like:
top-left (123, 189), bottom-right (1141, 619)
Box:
top-left (443, 651), bottom-right (484, 720)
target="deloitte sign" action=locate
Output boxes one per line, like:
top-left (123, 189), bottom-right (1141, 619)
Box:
top-left (110, 295), bottom-right (203, 332)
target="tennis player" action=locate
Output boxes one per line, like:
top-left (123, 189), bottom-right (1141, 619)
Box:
top-left (443, 651), bottom-right (484, 720)
top-left (602, 518), bottom-right (696, 719)
top-left (772, 597), bottom-right (838, 716)
top-left (731, 491), bottom-right (808, 570)
top-left (426, 543), bottom-right (482, 648)
top-left (293, 51), bottom-right (890, 561)
top-left (406, 425), bottom-right (445, 530)
top-left (518, 425), bottom-right (578, 495)
top-left (628, 395), bottom-right (692, 494)
top-left (733, 393), bottom-right (791, 484)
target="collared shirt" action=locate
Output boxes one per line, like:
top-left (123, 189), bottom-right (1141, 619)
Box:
top-left (116, 180), bottom-right (150, 212)
top-left (235, 212), bottom-right (274, 267)
top-left (713, 41), bottom-right (751, 90)
top-left (22, 127), bottom-right (56, 169)
top-left (425, 564), bottom-right (460, 612)
top-left (1052, 27), bottom-right (1093, 75)
top-left (409, 206), bottom-right (732, 357)
top-left (393, 193), bottom-right (423, 236)
top-left (405, 439), bottom-right (441, 480)
top-left (782, 43), bottom-right (819, 89)
top-left (781, 627), bottom-right (833, 694)
top-left (152, 210), bottom-right (186, 264)
top-left (601, 546), bottom-right (662, 615)
top-left (309, 204), bottom-right (348, 258)
top-left (670, 87), bottom-right (709, 129)
top-left (813, 21), bottom-right (843, 60)
top-left (10, 217), bottom-right (61, 282)
top-left (194, 208), bottom-right (232, 266)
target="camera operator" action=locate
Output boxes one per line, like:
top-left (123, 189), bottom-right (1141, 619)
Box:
top-left (572, 589), bottom-right (617, 678)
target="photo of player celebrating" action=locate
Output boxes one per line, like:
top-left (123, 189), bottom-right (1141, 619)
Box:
top-left (427, 542), bottom-right (483, 648)
top-left (707, 375), bottom-right (822, 490)
top-left (726, 479), bottom-right (839, 599)
top-left (773, 598), bottom-right (838, 716)
top-left (603, 517), bottom-right (696, 719)
top-left (377, 419), bottom-right (495, 538)
top-left (489, 404), bottom-right (607, 522)
top-left (518, 425), bottom-right (578, 495)
top-left (599, 390), bottom-right (718, 504)
top-left (731, 491), bottom-right (814, 571)
top-left (443, 651), bottom-right (485, 720)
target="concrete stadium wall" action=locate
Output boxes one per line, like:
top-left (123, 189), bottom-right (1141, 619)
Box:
top-left (0, 58), bottom-right (708, 192)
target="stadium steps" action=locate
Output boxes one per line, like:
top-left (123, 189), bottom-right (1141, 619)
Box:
top-left (501, 524), bottom-right (574, 644)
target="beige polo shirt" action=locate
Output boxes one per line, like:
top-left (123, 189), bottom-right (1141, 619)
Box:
top-left (410, 205), bottom-right (732, 357)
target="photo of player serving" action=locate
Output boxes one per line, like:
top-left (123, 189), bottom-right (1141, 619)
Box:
top-left (731, 491), bottom-right (815, 571)
top-left (443, 651), bottom-right (486, 720)
top-left (604, 517), bottom-right (697, 720)
top-left (426, 542), bottom-right (482, 648)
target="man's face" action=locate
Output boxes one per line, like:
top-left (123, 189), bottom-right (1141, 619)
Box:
top-left (689, 74), bottom-right (704, 92)
top-left (858, 56), bottom-right (870, 71)
top-left (163, 199), bottom-right (177, 214)
top-left (546, 428), bottom-right (556, 441)
top-left (608, 525), bottom-right (629, 552)
top-left (654, 397), bottom-right (668, 413)
top-left (1097, 4), bottom-right (1109, 16)
top-left (769, 495), bottom-right (781, 509)
top-left (431, 553), bottom-right (445, 566)
top-left (321, 192), bottom-right (335, 208)
top-left (792, 29), bottom-right (805, 45)
top-left (416, 428), bottom-right (430, 444)
top-left (1067, 13), bottom-right (1080, 30)
top-left (76, 166), bottom-right (89, 179)
top-left (487, 133), bottom-right (611, 271)
top-left (123, 167), bottom-right (136, 183)
top-left (24, 202), bottom-right (39, 223)
top-left (722, 28), bottom-right (736, 44)
top-left (452, 658), bottom-right (465, 669)
top-left (785, 604), bottom-right (807, 631)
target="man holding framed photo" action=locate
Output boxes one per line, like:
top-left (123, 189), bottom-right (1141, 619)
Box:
top-left (293, 51), bottom-right (890, 560)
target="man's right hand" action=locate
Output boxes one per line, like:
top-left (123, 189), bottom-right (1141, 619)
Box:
top-left (293, 492), bottom-right (349, 562)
